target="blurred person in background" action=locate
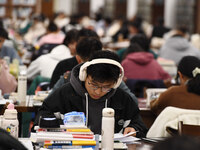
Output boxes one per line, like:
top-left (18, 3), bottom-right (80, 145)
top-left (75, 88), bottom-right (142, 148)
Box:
top-left (121, 34), bottom-right (170, 80)
top-left (150, 56), bottom-right (200, 115)
top-left (27, 29), bottom-right (78, 80)
top-left (159, 26), bottom-right (200, 65)
top-left (0, 27), bottom-right (22, 64)
top-left (35, 21), bottom-right (65, 47)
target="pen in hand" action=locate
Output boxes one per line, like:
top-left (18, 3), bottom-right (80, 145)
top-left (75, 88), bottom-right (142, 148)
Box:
top-left (124, 131), bottom-right (139, 137)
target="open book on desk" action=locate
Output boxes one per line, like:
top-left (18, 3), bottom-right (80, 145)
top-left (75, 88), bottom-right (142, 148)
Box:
top-left (99, 131), bottom-right (140, 143)
top-left (98, 132), bottom-right (140, 149)
top-left (114, 132), bottom-right (140, 143)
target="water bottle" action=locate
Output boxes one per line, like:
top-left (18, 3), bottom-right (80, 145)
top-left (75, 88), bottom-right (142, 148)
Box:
top-left (2, 103), bottom-right (19, 138)
top-left (17, 75), bottom-right (27, 102)
top-left (101, 108), bottom-right (115, 150)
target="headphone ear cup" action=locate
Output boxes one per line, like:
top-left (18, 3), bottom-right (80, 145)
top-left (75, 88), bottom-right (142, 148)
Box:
top-left (113, 75), bottom-right (123, 89)
top-left (79, 68), bottom-right (87, 81)
top-left (79, 62), bottom-right (90, 81)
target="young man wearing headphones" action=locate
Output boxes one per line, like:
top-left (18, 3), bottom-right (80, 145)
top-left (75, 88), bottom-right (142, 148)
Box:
top-left (51, 37), bottom-right (138, 104)
top-left (34, 50), bottom-right (147, 137)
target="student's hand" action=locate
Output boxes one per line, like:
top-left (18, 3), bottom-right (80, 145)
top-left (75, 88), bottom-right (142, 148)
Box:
top-left (123, 127), bottom-right (136, 136)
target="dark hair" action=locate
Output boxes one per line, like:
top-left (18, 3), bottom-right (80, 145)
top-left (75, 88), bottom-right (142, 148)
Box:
top-left (130, 34), bottom-right (150, 51)
top-left (47, 21), bottom-right (58, 32)
top-left (176, 25), bottom-right (189, 34)
top-left (157, 17), bottom-right (164, 26)
top-left (63, 29), bottom-right (79, 46)
top-left (78, 28), bottom-right (99, 40)
top-left (122, 34), bottom-right (150, 60)
top-left (178, 56), bottom-right (200, 95)
top-left (122, 43), bottom-right (144, 60)
top-left (128, 17), bottom-right (144, 34)
top-left (152, 135), bottom-right (200, 150)
top-left (87, 50), bottom-right (120, 83)
top-left (76, 37), bottom-right (102, 62)
top-left (0, 128), bottom-right (27, 150)
top-left (105, 17), bottom-right (112, 25)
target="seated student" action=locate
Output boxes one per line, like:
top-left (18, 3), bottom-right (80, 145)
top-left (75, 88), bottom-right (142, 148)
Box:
top-left (121, 34), bottom-right (171, 80)
top-left (159, 26), bottom-right (200, 65)
top-left (35, 21), bottom-right (65, 47)
top-left (34, 50), bottom-right (147, 137)
top-left (50, 28), bottom-right (99, 88)
top-left (52, 37), bottom-right (102, 91)
top-left (0, 27), bottom-right (22, 64)
top-left (52, 37), bottom-right (138, 104)
top-left (116, 33), bottom-right (158, 63)
top-left (150, 56), bottom-right (200, 115)
top-left (27, 29), bottom-right (78, 80)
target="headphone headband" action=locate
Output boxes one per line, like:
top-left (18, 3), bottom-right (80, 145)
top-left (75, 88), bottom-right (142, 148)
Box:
top-left (79, 58), bottom-right (124, 89)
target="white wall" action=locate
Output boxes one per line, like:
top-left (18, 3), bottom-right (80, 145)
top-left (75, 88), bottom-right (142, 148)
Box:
top-left (90, 0), bottom-right (105, 17)
top-left (164, 0), bottom-right (177, 28)
top-left (127, 0), bottom-right (138, 19)
top-left (53, 0), bottom-right (72, 15)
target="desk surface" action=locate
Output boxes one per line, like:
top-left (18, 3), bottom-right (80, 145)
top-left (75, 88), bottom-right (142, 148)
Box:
top-left (1, 96), bottom-right (156, 129)
top-left (128, 141), bottom-right (153, 150)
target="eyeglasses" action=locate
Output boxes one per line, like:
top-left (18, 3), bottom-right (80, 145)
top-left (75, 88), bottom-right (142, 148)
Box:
top-left (87, 81), bottom-right (112, 93)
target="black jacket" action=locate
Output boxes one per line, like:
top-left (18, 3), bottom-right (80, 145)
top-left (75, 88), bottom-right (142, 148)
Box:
top-left (35, 64), bottom-right (147, 137)
top-left (50, 56), bottom-right (78, 88)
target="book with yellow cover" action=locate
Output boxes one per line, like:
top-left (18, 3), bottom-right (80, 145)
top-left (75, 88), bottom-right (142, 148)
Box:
top-left (66, 128), bottom-right (94, 135)
top-left (67, 128), bottom-right (91, 132)
top-left (72, 140), bottom-right (96, 146)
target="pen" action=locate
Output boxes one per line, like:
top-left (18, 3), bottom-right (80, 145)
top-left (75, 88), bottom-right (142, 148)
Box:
top-left (124, 131), bottom-right (139, 137)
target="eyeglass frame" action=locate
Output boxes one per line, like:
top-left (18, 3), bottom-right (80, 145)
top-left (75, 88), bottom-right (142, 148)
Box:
top-left (87, 79), bottom-right (113, 93)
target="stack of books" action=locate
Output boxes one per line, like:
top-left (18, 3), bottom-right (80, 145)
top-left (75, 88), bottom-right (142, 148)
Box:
top-left (31, 126), bottom-right (96, 149)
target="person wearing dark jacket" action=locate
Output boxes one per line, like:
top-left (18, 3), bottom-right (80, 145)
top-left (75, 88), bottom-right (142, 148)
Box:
top-left (50, 28), bottom-right (99, 88)
top-left (34, 50), bottom-right (147, 137)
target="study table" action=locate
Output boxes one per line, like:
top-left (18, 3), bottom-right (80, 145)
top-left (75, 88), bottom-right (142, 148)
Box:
top-left (127, 141), bottom-right (154, 150)
top-left (16, 97), bottom-right (156, 129)
top-left (0, 96), bottom-right (156, 137)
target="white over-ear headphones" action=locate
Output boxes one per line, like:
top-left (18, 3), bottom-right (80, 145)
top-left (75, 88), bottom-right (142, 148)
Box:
top-left (79, 58), bottom-right (124, 89)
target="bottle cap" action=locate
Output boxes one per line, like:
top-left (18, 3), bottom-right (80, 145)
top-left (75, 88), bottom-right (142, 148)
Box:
top-left (102, 108), bottom-right (115, 117)
top-left (7, 103), bottom-right (14, 109)
top-left (4, 103), bottom-right (17, 119)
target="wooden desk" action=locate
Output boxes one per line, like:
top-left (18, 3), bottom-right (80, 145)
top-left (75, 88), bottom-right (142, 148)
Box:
top-left (127, 141), bottom-right (154, 150)
top-left (15, 101), bottom-right (40, 113)
top-left (0, 96), bottom-right (41, 115)
top-left (0, 96), bottom-right (156, 137)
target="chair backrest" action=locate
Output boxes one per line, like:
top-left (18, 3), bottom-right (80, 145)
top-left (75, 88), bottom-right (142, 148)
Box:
top-left (178, 121), bottom-right (200, 136)
top-left (126, 79), bottom-right (166, 98)
top-left (147, 107), bottom-right (200, 138)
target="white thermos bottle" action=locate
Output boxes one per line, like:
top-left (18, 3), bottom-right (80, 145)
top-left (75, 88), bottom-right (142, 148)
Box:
top-left (101, 108), bottom-right (115, 150)
top-left (17, 75), bottom-right (27, 102)
top-left (2, 103), bottom-right (19, 138)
